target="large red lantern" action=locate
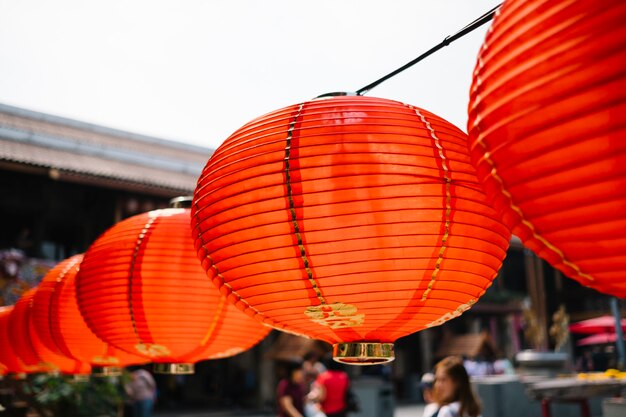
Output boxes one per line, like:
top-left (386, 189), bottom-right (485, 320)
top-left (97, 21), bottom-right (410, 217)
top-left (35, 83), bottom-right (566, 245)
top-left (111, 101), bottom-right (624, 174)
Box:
top-left (191, 95), bottom-right (510, 364)
top-left (9, 289), bottom-right (88, 374)
top-left (32, 255), bottom-right (146, 376)
top-left (76, 207), bottom-right (270, 373)
top-left (467, 0), bottom-right (626, 297)
top-left (0, 306), bottom-right (28, 375)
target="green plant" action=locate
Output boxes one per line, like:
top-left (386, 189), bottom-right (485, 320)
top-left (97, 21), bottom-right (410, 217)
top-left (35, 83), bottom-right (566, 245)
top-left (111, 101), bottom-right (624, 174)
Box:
top-left (22, 372), bottom-right (128, 417)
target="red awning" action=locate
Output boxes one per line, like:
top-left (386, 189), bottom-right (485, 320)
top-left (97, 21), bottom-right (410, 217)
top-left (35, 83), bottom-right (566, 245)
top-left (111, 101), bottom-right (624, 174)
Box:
top-left (569, 316), bottom-right (626, 334)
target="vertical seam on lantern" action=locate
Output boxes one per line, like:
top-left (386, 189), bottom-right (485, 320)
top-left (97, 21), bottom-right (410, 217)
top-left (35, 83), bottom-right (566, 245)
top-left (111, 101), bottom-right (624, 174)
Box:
top-left (26, 294), bottom-right (53, 370)
top-left (284, 102), bottom-right (327, 306)
top-left (128, 216), bottom-right (157, 345)
top-left (199, 294), bottom-right (228, 346)
top-left (412, 107), bottom-right (451, 301)
top-left (475, 138), bottom-right (594, 282)
top-left (48, 258), bottom-right (78, 360)
top-left (191, 203), bottom-right (270, 323)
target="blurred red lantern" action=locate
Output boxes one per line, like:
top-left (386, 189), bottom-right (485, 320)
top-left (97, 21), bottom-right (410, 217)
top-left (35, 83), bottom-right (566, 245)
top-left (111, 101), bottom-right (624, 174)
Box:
top-left (0, 306), bottom-right (28, 375)
top-left (32, 255), bottom-right (146, 376)
top-left (468, 0), bottom-right (626, 296)
top-left (191, 95), bottom-right (510, 364)
top-left (9, 289), bottom-right (88, 374)
top-left (76, 207), bottom-right (270, 374)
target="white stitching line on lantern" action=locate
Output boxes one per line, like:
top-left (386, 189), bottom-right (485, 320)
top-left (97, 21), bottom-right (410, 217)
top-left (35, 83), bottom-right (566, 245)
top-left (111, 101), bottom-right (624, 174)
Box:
top-left (48, 257), bottom-right (79, 358)
top-left (412, 107), bottom-right (452, 301)
top-left (474, 137), bottom-right (594, 282)
top-left (129, 214), bottom-right (171, 358)
top-left (24, 294), bottom-right (60, 372)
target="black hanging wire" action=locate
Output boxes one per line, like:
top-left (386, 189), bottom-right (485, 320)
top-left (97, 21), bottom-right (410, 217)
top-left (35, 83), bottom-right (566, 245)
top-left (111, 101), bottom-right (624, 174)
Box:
top-left (355, 3), bottom-right (501, 96)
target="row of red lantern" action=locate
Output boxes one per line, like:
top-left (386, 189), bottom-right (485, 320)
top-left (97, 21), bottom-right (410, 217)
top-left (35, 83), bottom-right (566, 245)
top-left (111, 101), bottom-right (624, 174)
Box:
top-left (3, 0), bottom-right (622, 370)
top-left (0, 208), bottom-right (270, 376)
top-left (1, 96), bottom-right (513, 369)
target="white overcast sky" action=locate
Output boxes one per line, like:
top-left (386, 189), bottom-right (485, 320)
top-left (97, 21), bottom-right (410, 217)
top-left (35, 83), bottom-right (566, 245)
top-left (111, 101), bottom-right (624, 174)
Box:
top-left (0, 0), bottom-right (499, 150)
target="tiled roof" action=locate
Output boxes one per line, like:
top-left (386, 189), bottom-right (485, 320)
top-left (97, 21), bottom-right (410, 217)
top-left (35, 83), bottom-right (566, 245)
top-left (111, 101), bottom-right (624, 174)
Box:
top-left (0, 103), bottom-right (213, 195)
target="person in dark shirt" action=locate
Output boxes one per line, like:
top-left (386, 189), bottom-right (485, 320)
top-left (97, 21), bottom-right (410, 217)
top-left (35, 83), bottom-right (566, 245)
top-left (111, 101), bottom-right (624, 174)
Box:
top-left (278, 361), bottom-right (306, 417)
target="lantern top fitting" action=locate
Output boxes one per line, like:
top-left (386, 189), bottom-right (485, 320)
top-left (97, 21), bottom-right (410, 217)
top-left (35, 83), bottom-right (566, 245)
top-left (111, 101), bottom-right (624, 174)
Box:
top-left (169, 195), bottom-right (193, 209)
top-left (314, 91), bottom-right (358, 100)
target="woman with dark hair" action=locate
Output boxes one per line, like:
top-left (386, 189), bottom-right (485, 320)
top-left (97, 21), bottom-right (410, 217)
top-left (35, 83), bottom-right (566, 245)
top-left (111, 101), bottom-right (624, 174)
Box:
top-left (277, 361), bottom-right (306, 417)
top-left (422, 356), bottom-right (481, 417)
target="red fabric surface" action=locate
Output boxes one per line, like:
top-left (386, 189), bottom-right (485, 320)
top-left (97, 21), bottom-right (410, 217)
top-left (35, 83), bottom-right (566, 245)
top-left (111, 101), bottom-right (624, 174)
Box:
top-left (31, 255), bottom-right (146, 368)
top-left (468, 0), bottom-right (626, 297)
top-left (192, 95), bottom-right (510, 346)
top-left (76, 208), bottom-right (269, 364)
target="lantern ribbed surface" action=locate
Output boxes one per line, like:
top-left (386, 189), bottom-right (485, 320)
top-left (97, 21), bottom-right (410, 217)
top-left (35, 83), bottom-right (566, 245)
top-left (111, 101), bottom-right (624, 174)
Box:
top-left (191, 95), bottom-right (510, 357)
top-left (10, 289), bottom-right (88, 374)
top-left (32, 255), bottom-right (145, 368)
top-left (468, 0), bottom-right (626, 297)
top-left (0, 306), bottom-right (28, 374)
top-left (76, 208), bottom-right (270, 364)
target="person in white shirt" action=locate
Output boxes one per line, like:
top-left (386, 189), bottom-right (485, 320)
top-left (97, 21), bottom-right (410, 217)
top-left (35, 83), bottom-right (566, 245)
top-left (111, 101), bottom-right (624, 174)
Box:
top-left (422, 357), bottom-right (481, 417)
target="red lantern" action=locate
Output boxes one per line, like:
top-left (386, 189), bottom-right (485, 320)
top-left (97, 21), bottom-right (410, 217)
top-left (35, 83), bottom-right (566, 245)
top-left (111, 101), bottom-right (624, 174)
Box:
top-left (76, 207), bottom-right (270, 373)
top-left (9, 289), bottom-right (88, 374)
top-left (191, 95), bottom-right (510, 364)
top-left (0, 306), bottom-right (28, 375)
top-left (467, 0), bottom-right (626, 296)
top-left (32, 255), bottom-right (146, 376)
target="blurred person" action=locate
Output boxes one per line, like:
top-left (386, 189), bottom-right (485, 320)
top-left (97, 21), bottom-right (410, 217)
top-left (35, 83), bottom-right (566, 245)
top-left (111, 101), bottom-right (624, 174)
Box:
top-left (125, 368), bottom-right (157, 417)
top-left (311, 358), bottom-right (352, 417)
top-left (576, 350), bottom-right (594, 372)
top-left (492, 358), bottom-right (514, 375)
top-left (278, 361), bottom-right (306, 417)
top-left (422, 356), bottom-right (481, 417)
top-left (303, 351), bottom-right (328, 417)
top-left (303, 351), bottom-right (326, 391)
top-left (463, 357), bottom-right (494, 377)
top-left (419, 372), bottom-right (435, 404)
top-left (591, 346), bottom-right (608, 371)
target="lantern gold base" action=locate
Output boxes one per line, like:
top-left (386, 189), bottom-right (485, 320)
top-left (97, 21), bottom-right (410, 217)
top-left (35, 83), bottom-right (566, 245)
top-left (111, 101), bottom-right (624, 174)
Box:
top-left (333, 343), bottom-right (395, 365)
top-left (92, 366), bottom-right (122, 377)
top-left (153, 363), bottom-right (194, 375)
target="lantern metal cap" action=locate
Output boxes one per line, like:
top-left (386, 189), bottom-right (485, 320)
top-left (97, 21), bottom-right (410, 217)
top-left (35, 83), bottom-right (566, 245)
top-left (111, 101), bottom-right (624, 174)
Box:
top-left (169, 196), bottom-right (193, 209)
top-left (313, 92), bottom-right (358, 100)
top-left (91, 366), bottom-right (122, 377)
top-left (333, 342), bottom-right (395, 365)
top-left (153, 363), bottom-right (194, 375)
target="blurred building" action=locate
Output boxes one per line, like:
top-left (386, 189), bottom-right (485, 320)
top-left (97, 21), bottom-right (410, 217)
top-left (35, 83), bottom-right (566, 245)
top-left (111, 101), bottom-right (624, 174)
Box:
top-left (0, 102), bottom-right (209, 261)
